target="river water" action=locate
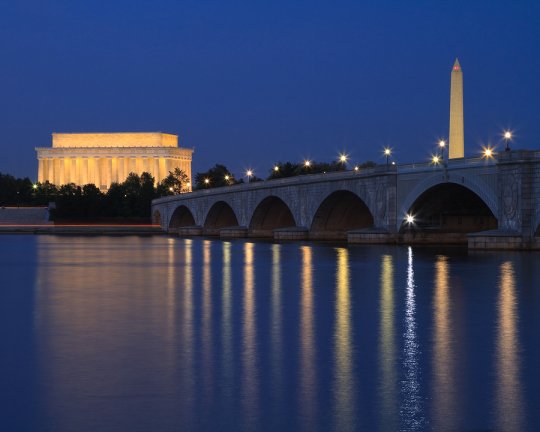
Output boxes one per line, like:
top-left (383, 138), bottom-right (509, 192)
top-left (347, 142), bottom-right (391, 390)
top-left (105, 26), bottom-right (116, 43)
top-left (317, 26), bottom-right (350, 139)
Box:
top-left (1, 235), bottom-right (539, 431)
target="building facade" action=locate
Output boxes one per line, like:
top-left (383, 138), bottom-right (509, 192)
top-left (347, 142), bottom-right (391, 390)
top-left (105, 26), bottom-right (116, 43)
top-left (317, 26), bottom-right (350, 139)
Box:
top-left (36, 132), bottom-right (193, 190)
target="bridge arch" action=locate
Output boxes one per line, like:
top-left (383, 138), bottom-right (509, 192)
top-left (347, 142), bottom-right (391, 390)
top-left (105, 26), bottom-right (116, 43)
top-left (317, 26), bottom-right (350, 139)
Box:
top-left (399, 181), bottom-right (497, 233)
top-left (204, 201), bottom-right (239, 235)
top-left (249, 195), bottom-right (296, 237)
top-left (168, 205), bottom-right (196, 230)
top-left (310, 190), bottom-right (374, 239)
top-left (399, 174), bottom-right (498, 225)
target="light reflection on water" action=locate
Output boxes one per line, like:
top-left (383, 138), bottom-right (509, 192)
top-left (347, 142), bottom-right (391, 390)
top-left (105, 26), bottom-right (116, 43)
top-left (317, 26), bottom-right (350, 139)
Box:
top-left (7, 236), bottom-right (534, 431)
top-left (299, 246), bottom-right (316, 431)
top-left (333, 247), bottom-right (356, 432)
top-left (496, 261), bottom-right (524, 432)
top-left (401, 246), bottom-right (424, 430)
top-left (378, 254), bottom-right (398, 431)
top-left (242, 242), bottom-right (259, 430)
top-left (431, 255), bottom-right (458, 431)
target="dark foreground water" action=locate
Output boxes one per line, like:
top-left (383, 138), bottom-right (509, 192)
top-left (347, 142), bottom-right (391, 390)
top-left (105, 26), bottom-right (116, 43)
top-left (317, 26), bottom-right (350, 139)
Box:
top-left (1, 236), bottom-right (539, 432)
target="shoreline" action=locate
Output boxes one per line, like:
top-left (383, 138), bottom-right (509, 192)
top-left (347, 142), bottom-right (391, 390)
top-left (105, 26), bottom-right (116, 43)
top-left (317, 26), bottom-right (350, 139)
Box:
top-left (0, 224), bottom-right (164, 235)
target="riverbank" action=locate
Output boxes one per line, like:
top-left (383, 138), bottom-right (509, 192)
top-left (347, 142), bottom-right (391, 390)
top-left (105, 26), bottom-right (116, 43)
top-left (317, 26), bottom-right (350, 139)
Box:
top-left (0, 224), bottom-right (164, 235)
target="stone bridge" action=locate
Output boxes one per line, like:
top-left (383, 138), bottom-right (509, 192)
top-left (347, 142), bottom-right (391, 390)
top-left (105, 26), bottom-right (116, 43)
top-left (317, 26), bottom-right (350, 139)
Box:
top-left (152, 150), bottom-right (540, 249)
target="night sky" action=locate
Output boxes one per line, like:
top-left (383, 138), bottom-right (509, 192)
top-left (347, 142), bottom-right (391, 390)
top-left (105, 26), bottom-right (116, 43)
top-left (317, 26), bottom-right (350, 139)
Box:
top-left (1, 0), bottom-right (539, 180)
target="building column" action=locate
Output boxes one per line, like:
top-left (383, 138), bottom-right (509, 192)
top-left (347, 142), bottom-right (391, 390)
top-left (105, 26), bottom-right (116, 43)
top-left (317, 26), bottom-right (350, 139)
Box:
top-left (153, 158), bottom-right (160, 183)
top-left (47, 158), bottom-right (54, 185)
top-left (111, 157), bottom-right (118, 184)
top-left (63, 158), bottom-right (71, 184)
top-left (159, 158), bottom-right (167, 180)
top-left (38, 159), bottom-right (44, 183)
top-left (82, 158), bottom-right (89, 185)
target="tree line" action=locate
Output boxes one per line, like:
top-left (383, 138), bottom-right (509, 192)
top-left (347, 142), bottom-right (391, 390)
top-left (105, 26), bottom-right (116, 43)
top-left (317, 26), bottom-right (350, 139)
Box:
top-left (0, 169), bottom-right (189, 221)
top-left (192, 161), bottom-right (377, 189)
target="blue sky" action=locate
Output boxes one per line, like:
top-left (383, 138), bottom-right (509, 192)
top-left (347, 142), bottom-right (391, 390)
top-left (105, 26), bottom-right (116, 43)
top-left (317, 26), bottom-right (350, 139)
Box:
top-left (1, 0), bottom-right (539, 180)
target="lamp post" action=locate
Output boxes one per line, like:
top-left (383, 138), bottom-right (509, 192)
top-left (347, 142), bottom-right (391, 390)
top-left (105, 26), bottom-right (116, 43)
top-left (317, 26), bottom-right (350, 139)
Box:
top-left (246, 170), bottom-right (253, 183)
top-left (439, 139), bottom-right (446, 161)
top-left (384, 148), bottom-right (391, 167)
top-left (504, 131), bottom-right (512, 152)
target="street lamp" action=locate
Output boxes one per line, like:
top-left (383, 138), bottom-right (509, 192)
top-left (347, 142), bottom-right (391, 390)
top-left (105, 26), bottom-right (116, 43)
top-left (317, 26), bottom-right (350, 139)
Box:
top-left (439, 139), bottom-right (446, 162)
top-left (273, 165), bottom-right (280, 173)
top-left (405, 214), bottom-right (415, 225)
top-left (483, 146), bottom-right (494, 159)
top-left (204, 178), bottom-right (210, 187)
top-left (338, 153), bottom-right (348, 166)
top-left (432, 155), bottom-right (441, 165)
top-left (383, 148), bottom-right (392, 166)
top-left (246, 169), bottom-right (253, 183)
top-left (503, 130), bottom-right (512, 151)
top-left (304, 160), bottom-right (311, 168)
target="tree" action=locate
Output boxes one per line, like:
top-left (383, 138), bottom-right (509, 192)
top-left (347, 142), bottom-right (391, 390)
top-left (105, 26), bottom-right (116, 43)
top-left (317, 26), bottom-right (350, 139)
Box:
top-left (194, 164), bottom-right (236, 189)
top-left (158, 168), bottom-right (190, 196)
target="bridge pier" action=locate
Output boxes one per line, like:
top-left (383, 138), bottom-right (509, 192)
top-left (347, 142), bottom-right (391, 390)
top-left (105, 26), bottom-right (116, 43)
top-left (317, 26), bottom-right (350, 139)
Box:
top-left (273, 226), bottom-right (309, 240)
top-left (220, 226), bottom-right (248, 238)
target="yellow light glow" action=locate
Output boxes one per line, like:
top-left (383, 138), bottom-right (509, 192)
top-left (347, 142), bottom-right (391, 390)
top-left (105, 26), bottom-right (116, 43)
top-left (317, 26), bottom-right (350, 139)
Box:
top-left (406, 214), bottom-right (415, 224)
top-left (246, 170), bottom-right (253, 177)
top-left (504, 131), bottom-right (512, 140)
top-left (224, 175), bottom-right (230, 181)
top-left (354, 166), bottom-right (359, 171)
top-left (304, 160), bottom-right (311, 167)
top-left (339, 154), bottom-right (348, 163)
top-left (432, 155), bottom-right (440, 164)
top-left (32, 184), bottom-right (38, 189)
top-left (484, 147), bottom-right (494, 158)
top-left (384, 148), bottom-right (391, 156)
top-left (169, 186), bottom-right (173, 192)
top-left (204, 178), bottom-right (210, 184)
top-left (439, 140), bottom-right (446, 148)
top-left (274, 165), bottom-right (279, 172)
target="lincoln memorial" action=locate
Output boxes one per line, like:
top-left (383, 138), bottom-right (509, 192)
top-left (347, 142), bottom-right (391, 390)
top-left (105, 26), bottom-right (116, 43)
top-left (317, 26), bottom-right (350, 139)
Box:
top-left (36, 132), bottom-right (193, 190)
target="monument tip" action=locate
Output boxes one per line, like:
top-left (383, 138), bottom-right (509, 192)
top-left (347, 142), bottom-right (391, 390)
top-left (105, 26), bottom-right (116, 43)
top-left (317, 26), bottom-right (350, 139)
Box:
top-left (452, 58), bottom-right (461, 72)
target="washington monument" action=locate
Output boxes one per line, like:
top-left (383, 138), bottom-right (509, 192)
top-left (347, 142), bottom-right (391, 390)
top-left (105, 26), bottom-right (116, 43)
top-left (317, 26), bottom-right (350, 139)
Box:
top-left (449, 58), bottom-right (464, 158)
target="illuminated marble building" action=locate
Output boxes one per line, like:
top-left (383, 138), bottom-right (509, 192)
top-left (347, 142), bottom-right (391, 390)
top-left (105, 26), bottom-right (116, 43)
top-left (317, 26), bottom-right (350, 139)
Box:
top-left (36, 132), bottom-right (193, 190)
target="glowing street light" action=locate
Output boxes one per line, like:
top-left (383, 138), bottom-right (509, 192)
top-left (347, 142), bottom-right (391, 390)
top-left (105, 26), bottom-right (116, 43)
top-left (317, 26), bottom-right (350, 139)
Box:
top-left (274, 165), bottom-right (280, 172)
top-left (383, 148), bottom-right (392, 166)
top-left (503, 130), bottom-right (512, 151)
top-left (246, 169), bottom-right (253, 182)
top-left (32, 184), bottom-right (38, 190)
top-left (224, 174), bottom-right (230, 184)
top-left (354, 166), bottom-right (359, 172)
top-left (432, 155), bottom-right (441, 165)
top-left (438, 139), bottom-right (446, 162)
top-left (338, 153), bottom-right (348, 164)
top-left (304, 160), bottom-right (311, 168)
top-left (483, 146), bottom-right (494, 159)
top-left (405, 214), bottom-right (415, 225)
top-left (204, 178), bottom-right (210, 187)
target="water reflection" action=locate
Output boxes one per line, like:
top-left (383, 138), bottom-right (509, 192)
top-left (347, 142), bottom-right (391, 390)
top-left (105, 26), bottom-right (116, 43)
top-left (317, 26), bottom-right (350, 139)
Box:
top-left (333, 248), bottom-right (356, 432)
top-left (181, 239), bottom-right (195, 425)
top-left (378, 255), bottom-right (397, 431)
top-left (34, 237), bottom-right (186, 430)
top-left (202, 240), bottom-right (214, 402)
top-left (221, 242), bottom-right (233, 404)
top-left (431, 255), bottom-right (457, 431)
top-left (299, 246), bottom-right (316, 431)
top-left (270, 244), bottom-right (283, 411)
top-left (242, 242), bottom-right (259, 429)
top-left (496, 261), bottom-right (524, 431)
top-left (401, 247), bottom-right (423, 430)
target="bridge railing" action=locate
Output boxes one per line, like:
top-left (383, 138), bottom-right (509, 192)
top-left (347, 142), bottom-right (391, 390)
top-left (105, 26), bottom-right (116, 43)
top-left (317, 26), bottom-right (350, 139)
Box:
top-left (396, 156), bottom-right (495, 173)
